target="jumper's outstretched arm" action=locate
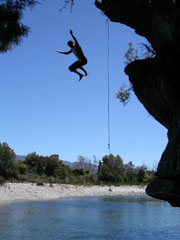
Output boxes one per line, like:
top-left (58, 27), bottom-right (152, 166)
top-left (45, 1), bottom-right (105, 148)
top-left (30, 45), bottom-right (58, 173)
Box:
top-left (70, 29), bottom-right (79, 45)
top-left (56, 49), bottom-right (72, 55)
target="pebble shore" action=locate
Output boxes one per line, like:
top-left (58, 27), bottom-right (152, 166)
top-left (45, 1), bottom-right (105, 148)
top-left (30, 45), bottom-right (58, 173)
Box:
top-left (0, 183), bottom-right (146, 204)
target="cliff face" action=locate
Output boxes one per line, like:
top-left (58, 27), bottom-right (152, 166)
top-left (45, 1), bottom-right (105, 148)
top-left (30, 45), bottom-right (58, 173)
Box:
top-left (95, 0), bottom-right (180, 207)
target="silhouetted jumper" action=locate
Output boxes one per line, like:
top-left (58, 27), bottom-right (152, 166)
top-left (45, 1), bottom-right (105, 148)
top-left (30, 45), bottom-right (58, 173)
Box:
top-left (56, 30), bottom-right (88, 81)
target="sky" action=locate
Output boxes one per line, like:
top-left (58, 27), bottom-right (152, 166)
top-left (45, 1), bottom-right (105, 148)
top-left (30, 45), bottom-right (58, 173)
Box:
top-left (1, 0), bottom-right (168, 168)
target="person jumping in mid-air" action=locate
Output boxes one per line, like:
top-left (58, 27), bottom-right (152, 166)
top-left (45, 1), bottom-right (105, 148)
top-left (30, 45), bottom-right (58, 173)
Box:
top-left (56, 30), bottom-right (88, 81)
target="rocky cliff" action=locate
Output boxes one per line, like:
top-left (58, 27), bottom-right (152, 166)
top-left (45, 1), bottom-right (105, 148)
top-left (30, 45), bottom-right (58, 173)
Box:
top-left (95, 0), bottom-right (180, 207)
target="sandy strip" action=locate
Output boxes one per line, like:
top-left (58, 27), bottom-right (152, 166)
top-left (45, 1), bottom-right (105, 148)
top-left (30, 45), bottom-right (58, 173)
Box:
top-left (0, 183), bottom-right (146, 204)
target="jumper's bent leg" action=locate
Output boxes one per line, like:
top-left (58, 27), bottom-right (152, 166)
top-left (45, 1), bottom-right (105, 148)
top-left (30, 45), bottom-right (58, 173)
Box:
top-left (79, 66), bottom-right (88, 76)
top-left (79, 58), bottom-right (88, 76)
top-left (69, 62), bottom-right (83, 81)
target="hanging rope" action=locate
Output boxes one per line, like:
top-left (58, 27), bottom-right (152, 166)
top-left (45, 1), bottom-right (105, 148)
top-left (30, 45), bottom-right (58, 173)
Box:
top-left (107, 19), bottom-right (111, 154)
top-left (70, 0), bottom-right (74, 13)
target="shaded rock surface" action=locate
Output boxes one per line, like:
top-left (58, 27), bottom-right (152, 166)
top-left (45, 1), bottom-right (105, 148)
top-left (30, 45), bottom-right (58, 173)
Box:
top-left (95, 0), bottom-right (180, 207)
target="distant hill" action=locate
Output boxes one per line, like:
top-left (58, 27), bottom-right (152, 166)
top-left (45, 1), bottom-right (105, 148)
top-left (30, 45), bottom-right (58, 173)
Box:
top-left (15, 155), bottom-right (98, 173)
top-left (16, 155), bottom-right (26, 161)
top-left (61, 160), bottom-right (74, 168)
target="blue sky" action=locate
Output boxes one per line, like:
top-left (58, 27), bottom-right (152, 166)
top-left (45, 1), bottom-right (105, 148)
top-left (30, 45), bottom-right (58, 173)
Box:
top-left (1, 0), bottom-right (167, 168)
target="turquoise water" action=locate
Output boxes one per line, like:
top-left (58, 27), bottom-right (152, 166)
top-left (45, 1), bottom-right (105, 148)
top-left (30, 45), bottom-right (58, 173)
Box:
top-left (0, 196), bottom-right (180, 240)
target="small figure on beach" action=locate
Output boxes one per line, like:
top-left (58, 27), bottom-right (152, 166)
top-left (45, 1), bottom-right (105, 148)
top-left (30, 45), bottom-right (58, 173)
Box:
top-left (56, 30), bottom-right (88, 81)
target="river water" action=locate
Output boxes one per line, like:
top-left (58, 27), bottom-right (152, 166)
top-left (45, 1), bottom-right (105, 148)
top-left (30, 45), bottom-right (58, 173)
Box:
top-left (0, 196), bottom-right (179, 240)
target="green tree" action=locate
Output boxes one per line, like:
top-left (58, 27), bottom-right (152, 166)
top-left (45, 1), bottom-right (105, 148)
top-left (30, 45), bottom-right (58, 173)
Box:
top-left (17, 162), bottom-right (28, 175)
top-left (73, 168), bottom-right (84, 176)
top-left (56, 164), bottom-right (72, 180)
top-left (45, 154), bottom-right (60, 177)
top-left (116, 42), bottom-right (137, 105)
top-left (37, 156), bottom-right (48, 175)
top-left (0, 0), bottom-right (37, 53)
top-left (0, 142), bottom-right (16, 179)
top-left (98, 154), bottom-right (125, 183)
top-left (98, 164), bottom-right (114, 182)
top-left (137, 165), bottom-right (147, 183)
top-left (36, 154), bottom-right (60, 177)
top-left (97, 160), bottom-right (102, 174)
top-left (116, 42), bottom-right (156, 106)
top-left (102, 154), bottom-right (124, 173)
top-left (125, 161), bottom-right (136, 182)
top-left (125, 161), bottom-right (135, 174)
top-left (25, 152), bottom-right (39, 170)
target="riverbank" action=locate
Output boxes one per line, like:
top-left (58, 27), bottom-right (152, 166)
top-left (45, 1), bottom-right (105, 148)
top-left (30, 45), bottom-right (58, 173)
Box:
top-left (0, 183), bottom-right (146, 203)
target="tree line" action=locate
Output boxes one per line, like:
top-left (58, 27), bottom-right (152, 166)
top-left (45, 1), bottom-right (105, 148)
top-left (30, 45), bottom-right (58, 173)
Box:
top-left (0, 142), bottom-right (155, 185)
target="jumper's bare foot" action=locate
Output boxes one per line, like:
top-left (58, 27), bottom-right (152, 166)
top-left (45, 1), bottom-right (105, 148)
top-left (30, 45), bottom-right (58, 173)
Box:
top-left (79, 74), bottom-right (83, 81)
top-left (85, 72), bottom-right (88, 76)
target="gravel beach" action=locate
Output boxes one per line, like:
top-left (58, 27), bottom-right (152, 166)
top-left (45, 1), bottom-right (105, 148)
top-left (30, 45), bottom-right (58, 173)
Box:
top-left (0, 183), bottom-right (146, 204)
